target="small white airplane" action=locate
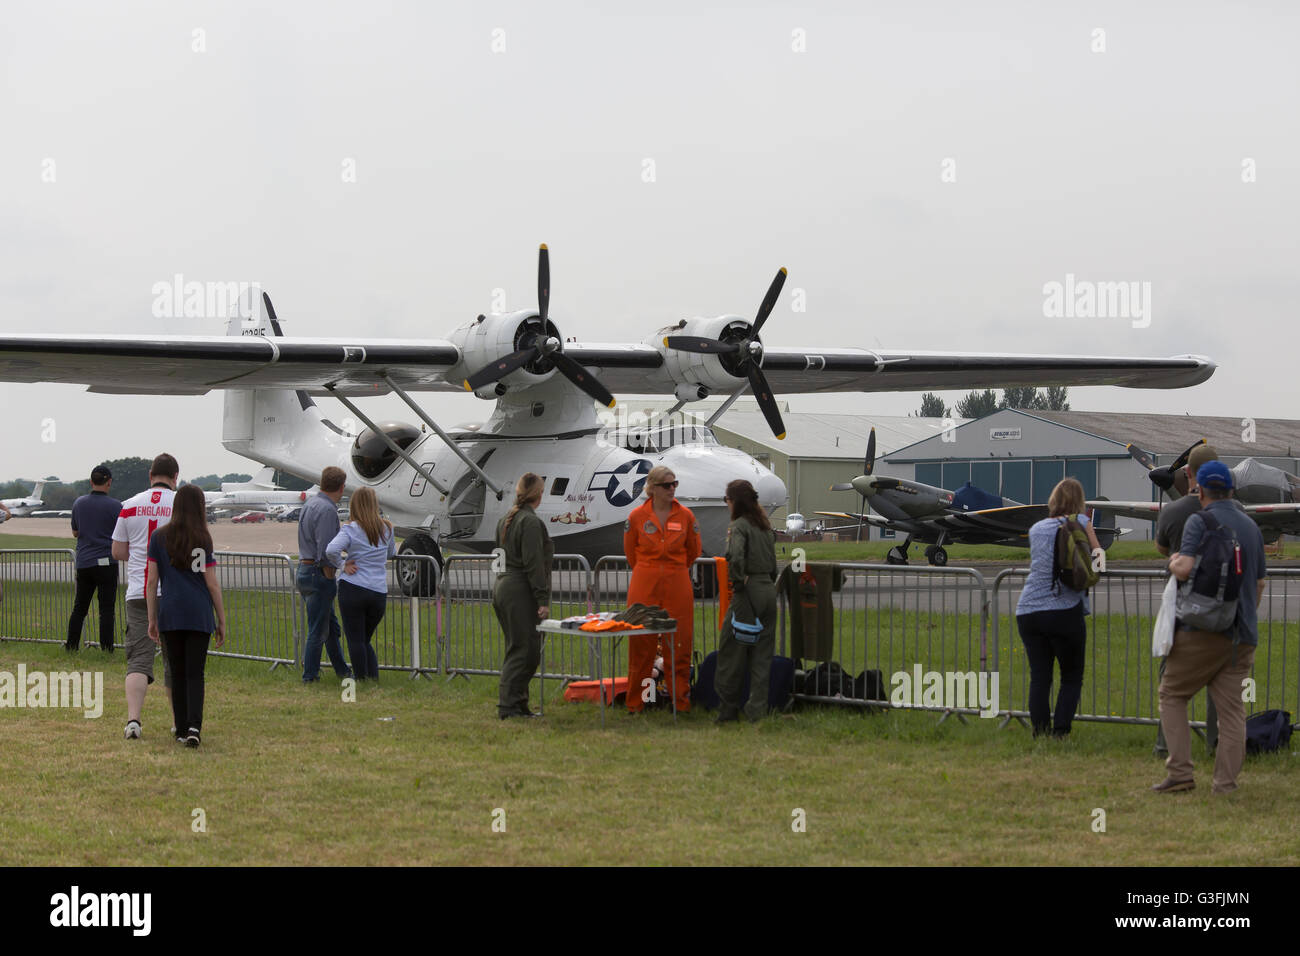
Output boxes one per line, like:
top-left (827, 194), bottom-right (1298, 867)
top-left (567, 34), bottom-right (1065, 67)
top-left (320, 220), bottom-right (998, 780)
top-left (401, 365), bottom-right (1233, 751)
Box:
top-left (202, 468), bottom-right (319, 512)
top-left (784, 513), bottom-right (806, 535)
top-left (0, 245), bottom-right (1216, 593)
top-left (2, 480), bottom-right (56, 516)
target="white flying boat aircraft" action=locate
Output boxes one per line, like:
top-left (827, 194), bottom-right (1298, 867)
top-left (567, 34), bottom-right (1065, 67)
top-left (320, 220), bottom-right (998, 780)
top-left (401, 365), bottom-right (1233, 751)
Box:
top-left (0, 246), bottom-right (1215, 593)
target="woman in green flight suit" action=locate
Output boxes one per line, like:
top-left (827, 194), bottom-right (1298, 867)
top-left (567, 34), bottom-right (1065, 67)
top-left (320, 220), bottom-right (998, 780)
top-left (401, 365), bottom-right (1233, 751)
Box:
top-left (715, 478), bottom-right (779, 723)
top-left (493, 473), bottom-right (553, 720)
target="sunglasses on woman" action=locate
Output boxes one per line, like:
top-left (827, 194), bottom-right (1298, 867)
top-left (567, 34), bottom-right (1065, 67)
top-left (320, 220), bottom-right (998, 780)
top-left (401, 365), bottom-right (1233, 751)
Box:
top-left (656, 480), bottom-right (679, 488)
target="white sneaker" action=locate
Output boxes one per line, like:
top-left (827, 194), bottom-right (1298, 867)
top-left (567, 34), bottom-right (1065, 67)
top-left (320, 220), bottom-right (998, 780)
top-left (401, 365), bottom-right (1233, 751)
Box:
top-left (124, 720), bottom-right (142, 740)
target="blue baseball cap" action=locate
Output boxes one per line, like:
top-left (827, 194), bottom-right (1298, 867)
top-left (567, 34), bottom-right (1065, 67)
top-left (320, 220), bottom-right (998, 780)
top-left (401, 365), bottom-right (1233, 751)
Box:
top-left (1197, 461), bottom-right (1233, 490)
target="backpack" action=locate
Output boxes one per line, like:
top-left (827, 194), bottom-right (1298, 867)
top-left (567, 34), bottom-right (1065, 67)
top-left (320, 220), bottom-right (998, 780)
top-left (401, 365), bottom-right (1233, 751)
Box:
top-left (689, 651), bottom-right (794, 712)
top-left (1174, 511), bottom-right (1243, 635)
top-left (801, 661), bottom-right (856, 698)
top-left (1245, 709), bottom-right (1293, 754)
top-left (1053, 517), bottom-right (1099, 593)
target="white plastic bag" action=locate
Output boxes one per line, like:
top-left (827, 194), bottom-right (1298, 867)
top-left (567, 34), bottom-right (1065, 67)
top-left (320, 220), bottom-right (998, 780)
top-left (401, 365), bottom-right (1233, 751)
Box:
top-left (1153, 575), bottom-right (1177, 657)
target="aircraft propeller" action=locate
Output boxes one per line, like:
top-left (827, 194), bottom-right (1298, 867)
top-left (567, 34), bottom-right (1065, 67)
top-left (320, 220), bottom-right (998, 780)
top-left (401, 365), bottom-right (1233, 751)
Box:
top-left (663, 267), bottom-right (788, 439)
top-left (463, 245), bottom-right (616, 408)
top-left (1128, 438), bottom-right (1205, 503)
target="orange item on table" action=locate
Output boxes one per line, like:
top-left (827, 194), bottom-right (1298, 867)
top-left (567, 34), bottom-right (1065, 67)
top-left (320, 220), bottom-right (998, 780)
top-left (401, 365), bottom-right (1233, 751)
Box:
top-left (715, 556), bottom-right (732, 629)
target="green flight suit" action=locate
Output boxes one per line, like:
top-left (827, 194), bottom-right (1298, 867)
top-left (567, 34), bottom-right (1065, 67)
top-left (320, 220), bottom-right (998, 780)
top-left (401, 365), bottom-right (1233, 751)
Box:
top-left (716, 516), bottom-right (778, 721)
top-left (492, 504), bottom-right (553, 717)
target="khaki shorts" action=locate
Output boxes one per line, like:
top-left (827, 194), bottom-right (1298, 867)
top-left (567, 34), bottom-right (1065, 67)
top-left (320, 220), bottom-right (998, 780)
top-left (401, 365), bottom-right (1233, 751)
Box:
top-left (124, 599), bottom-right (172, 687)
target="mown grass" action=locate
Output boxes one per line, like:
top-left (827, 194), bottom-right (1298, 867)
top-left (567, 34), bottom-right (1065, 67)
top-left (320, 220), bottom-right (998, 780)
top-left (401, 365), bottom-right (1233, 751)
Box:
top-left (1, 638), bottom-right (1295, 866)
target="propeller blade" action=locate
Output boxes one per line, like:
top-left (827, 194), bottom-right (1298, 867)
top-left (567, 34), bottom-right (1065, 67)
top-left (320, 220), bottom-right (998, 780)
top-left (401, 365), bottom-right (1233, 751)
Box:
top-left (745, 365), bottom-right (786, 440)
top-left (1126, 442), bottom-right (1157, 472)
top-left (864, 427), bottom-right (876, 476)
top-left (663, 336), bottom-right (740, 355)
top-left (538, 244), bottom-right (550, 324)
top-left (752, 267), bottom-right (787, 335)
top-left (551, 351), bottom-right (617, 408)
top-left (463, 349), bottom-right (534, 391)
top-left (261, 292), bottom-right (286, 337)
top-left (1171, 438), bottom-right (1206, 471)
top-left (830, 482), bottom-right (855, 492)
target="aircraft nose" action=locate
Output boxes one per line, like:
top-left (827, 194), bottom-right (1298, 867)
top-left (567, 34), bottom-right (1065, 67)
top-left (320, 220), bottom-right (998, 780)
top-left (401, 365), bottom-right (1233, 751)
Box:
top-left (851, 475), bottom-right (876, 497)
top-left (754, 469), bottom-right (788, 511)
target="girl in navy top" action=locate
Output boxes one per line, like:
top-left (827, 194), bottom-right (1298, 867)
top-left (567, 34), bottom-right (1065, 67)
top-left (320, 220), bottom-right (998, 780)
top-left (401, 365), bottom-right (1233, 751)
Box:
top-left (326, 486), bottom-right (395, 681)
top-left (1014, 477), bottom-right (1100, 738)
top-left (146, 484), bottom-right (226, 747)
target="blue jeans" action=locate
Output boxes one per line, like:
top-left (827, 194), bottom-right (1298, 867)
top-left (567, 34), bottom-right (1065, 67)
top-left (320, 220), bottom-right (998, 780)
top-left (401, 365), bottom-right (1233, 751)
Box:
top-left (297, 564), bottom-right (350, 681)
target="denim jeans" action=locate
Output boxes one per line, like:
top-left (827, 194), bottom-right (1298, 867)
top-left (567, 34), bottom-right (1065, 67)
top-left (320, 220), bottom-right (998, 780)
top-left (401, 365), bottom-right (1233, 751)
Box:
top-left (1017, 603), bottom-right (1086, 736)
top-left (297, 564), bottom-right (350, 681)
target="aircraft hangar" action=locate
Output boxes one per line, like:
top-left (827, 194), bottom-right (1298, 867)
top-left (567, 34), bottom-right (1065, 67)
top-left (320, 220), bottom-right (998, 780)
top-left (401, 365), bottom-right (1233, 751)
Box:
top-left (873, 409), bottom-right (1300, 541)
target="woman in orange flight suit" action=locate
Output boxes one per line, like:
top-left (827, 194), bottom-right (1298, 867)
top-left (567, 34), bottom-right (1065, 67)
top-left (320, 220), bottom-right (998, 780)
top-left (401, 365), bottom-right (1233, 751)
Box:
top-left (623, 465), bottom-right (701, 713)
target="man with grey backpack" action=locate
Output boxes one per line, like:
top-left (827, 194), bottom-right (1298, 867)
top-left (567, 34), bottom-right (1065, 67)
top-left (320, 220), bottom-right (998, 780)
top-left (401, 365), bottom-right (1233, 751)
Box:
top-left (1154, 461), bottom-right (1267, 795)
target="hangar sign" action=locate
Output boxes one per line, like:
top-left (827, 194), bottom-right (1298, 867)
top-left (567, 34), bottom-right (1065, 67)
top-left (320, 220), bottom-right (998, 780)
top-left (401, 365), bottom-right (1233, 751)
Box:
top-left (989, 427), bottom-right (1022, 441)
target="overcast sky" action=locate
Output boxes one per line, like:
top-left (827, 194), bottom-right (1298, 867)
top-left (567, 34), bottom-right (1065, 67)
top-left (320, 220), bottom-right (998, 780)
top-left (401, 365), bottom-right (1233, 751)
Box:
top-left (2, 1), bottom-right (1296, 482)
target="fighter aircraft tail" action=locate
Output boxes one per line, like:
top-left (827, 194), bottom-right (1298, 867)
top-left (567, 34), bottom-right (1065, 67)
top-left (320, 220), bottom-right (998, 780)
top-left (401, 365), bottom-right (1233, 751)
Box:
top-left (221, 292), bottom-right (355, 485)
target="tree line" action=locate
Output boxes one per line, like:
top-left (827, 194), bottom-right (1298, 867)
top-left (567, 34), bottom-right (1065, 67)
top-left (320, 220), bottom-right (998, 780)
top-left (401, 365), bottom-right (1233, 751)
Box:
top-left (0, 458), bottom-right (256, 510)
top-left (916, 386), bottom-right (1070, 419)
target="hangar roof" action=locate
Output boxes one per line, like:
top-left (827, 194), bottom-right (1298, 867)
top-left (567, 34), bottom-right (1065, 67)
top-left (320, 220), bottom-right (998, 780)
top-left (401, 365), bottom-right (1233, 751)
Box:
top-left (1027, 411), bottom-right (1300, 459)
top-left (711, 412), bottom-right (969, 459)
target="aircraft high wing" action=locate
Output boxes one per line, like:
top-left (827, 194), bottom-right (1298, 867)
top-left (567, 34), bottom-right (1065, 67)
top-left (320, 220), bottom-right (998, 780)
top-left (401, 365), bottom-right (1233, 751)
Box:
top-left (0, 246), bottom-right (1216, 571)
top-left (0, 334), bottom-right (1217, 400)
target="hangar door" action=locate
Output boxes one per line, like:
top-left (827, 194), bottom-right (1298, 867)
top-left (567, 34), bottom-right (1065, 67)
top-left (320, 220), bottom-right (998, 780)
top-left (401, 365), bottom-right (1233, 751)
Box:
top-left (1001, 461), bottom-right (1030, 503)
top-left (1033, 460), bottom-right (1065, 504)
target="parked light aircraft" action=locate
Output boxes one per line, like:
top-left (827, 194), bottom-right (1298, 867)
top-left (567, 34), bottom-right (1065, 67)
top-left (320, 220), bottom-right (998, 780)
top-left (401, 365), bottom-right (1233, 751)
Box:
top-left (202, 467), bottom-right (319, 512)
top-left (816, 429), bottom-right (1123, 565)
top-left (1090, 439), bottom-right (1300, 542)
top-left (0, 245), bottom-right (1215, 591)
top-left (1, 480), bottom-right (55, 516)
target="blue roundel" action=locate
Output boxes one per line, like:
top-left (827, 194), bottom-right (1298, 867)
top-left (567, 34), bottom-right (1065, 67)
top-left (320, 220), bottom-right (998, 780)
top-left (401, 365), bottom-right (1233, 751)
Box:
top-left (589, 458), bottom-right (653, 506)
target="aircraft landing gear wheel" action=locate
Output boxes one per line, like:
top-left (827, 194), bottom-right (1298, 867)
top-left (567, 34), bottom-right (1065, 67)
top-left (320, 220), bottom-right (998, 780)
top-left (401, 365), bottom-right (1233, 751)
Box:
top-left (926, 546), bottom-right (948, 567)
top-left (886, 547), bottom-right (908, 566)
top-left (397, 532), bottom-right (444, 598)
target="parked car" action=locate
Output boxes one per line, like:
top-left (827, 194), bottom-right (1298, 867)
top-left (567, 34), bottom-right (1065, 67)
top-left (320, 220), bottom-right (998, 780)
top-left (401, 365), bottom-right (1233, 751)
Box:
top-left (231, 511), bottom-right (268, 524)
top-left (276, 507), bottom-right (302, 522)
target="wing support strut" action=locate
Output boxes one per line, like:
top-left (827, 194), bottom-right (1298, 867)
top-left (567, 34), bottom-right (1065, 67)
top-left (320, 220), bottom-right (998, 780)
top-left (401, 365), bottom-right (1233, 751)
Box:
top-left (324, 384), bottom-right (452, 497)
top-left (380, 372), bottom-right (506, 501)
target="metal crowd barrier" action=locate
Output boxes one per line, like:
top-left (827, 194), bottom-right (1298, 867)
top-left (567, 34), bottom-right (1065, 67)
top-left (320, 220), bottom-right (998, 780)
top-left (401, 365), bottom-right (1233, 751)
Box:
top-left (440, 553), bottom-right (593, 681)
top-left (6, 545), bottom-right (1296, 725)
top-left (989, 567), bottom-right (1300, 727)
top-left (0, 549), bottom-right (125, 648)
top-left (784, 563), bottom-right (990, 716)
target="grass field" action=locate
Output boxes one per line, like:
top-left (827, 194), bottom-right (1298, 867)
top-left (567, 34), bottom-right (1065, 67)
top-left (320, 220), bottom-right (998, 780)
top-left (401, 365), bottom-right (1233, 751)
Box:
top-left (1, 634), bottom-right (1297, 866)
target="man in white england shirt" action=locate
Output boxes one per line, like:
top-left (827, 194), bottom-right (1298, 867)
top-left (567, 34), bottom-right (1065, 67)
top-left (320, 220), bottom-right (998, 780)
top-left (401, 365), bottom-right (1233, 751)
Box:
top-left (111, 453), bottom-right (178, 740)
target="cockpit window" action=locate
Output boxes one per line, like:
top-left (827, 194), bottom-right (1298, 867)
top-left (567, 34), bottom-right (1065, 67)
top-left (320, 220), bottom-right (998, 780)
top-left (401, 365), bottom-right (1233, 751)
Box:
top-left (352, 422), bottom-right (422, 479)
top-left (622, 423), bottom-right (718, 453)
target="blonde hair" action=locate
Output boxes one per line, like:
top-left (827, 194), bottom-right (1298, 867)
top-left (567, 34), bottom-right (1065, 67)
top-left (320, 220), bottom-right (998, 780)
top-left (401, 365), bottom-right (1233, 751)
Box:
top-left (502, 473), bottom-right (545, 538)
top-left (1047, 477), bottom-right (1085, 519)
top-left (644, 465), bottom-right (675, 498)
top-left (349, 486), bottom-right (392, 546)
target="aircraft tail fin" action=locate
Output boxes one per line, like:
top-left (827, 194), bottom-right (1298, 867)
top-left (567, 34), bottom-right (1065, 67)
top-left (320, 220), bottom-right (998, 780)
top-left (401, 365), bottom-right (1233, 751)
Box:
top-left (221, 292), bottom-right (355, 484)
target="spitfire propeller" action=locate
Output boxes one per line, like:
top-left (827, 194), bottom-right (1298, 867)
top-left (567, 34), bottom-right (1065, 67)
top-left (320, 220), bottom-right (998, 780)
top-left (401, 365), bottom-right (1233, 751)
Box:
top-left (1128, 438), bottom-right (1205, 501)
top-left (463, 245), bottom-right (616, 408)
top-left (663, 267), bottom-right (788, 439)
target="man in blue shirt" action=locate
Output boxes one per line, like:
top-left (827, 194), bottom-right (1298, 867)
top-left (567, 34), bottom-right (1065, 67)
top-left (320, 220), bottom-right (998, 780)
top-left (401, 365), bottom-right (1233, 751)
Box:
top-left (67, 465), bottom-right (122, 651)
top-left (1155, 461), bottom-right (1267, 795)
top-left (296, 466), bottom-right (352, 682)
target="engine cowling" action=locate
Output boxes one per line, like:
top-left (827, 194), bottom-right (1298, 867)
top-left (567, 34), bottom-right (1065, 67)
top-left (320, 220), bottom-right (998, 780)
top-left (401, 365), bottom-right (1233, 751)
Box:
top-left (449, 311), bottom-right (561, 397)
top-left (652, 315), bottom-right (757, 393)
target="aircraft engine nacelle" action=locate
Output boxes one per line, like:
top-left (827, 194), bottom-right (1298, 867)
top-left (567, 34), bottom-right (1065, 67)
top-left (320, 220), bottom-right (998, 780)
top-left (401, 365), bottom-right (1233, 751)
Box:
top-left (653, 315), bottom-right (756, 394)
top-left (449, 311), bottom-right (561, 397)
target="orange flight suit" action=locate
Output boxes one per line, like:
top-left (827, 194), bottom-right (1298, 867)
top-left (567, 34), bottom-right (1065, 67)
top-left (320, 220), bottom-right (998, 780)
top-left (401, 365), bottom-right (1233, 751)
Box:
top-left (623, 498), bottom-right (702, 712)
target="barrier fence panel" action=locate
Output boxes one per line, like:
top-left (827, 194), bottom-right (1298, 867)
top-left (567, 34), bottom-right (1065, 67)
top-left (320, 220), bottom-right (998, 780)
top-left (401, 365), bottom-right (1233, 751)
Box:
top-left (786, 563), bottom-right (990, 715)
top-left (205, 552), bottom-right (300, 666)
top-left (0, 549), bottom-right (116, 646)
top-left (441, 553), bottom-right (593, 681)
top-left (989, 567), bottom-right (1300, 727)
top-left (370, 554), bottom-right (441, 676)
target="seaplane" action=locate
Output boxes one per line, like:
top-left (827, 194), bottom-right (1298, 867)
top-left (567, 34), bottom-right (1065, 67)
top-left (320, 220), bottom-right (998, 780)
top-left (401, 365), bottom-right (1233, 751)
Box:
top-left (0, 245), bottom-right (1216, 593)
